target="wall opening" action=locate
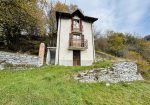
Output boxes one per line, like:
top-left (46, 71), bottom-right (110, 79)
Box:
top-left (73, 50), bottom-right (81, 66)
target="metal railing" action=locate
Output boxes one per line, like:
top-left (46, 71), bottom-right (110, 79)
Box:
top-left (69, 39), bottom-right (88, 50)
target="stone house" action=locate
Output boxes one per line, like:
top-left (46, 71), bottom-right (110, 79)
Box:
top-left (46, 9), bottom-right (98, 66)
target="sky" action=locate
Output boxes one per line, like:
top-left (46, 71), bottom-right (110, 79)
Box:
top-left (51, 0), bottom-right (150, 36)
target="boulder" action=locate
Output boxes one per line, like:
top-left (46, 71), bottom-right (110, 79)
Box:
top-left (0, 63), bottom-right (5, 70)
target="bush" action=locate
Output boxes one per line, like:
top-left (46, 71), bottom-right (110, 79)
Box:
top-left (125, 51), bottom-right (150, 80)
top-left (0, 35), bottom-right (49, 55)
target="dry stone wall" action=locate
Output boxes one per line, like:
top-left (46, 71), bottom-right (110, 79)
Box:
top-left (0, 51), bottom-right (39, 67)
top-left (74, 61), bottom-right (144, 83)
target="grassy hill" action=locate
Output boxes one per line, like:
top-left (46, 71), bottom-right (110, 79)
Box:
top-left (0, 61), bottom-right (150, 105)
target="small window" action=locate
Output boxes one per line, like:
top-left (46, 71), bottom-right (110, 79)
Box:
top-left (73, 19), bottom-right (80, 29)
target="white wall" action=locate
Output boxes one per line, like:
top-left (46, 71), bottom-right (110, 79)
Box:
top-left (55, 16), bottom-right (95, 66)
top-left (55, 18), bottom-right (73, 66)
top-left (81, 21), bottom-right (95, 66)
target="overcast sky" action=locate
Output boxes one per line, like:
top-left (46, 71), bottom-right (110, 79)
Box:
top-left (51, 0), bottom-right (150, 36)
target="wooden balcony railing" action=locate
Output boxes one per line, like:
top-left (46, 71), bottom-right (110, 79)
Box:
top-left (69, 39), bottom-right (88, 50)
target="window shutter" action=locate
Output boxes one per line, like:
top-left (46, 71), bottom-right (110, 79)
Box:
top-left (71, 17), bottom-right (73, 31)
top-left (69, 33), bottom-right (73, 39)
top-left (81, 34), bottom-right (84, 47)
top-left (80, 19), bottom-right (82, 31)
top-left (69, 33), bottom-right (73, 46)
top-left (81, 34), bottom-right (84, 41)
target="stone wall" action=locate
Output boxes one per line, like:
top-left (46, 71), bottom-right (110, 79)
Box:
top-left (0, 51), bottom-right (39, 66)
top-left (74, 61), bottom-right (144, 83)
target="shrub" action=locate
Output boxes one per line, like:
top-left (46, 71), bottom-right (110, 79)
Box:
top-left (125, 51), bottom-right (150, 80)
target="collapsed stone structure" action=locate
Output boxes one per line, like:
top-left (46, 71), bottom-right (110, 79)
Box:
top-left (74, 62), bottom-right (144, 83)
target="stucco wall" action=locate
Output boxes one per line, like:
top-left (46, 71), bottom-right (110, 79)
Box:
top-left (55, 18), bottom-right (73, 66)
top-left (81, 21), bottom-right (94, 66)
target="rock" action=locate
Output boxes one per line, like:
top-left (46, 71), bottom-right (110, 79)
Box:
top-left (74, 61), bottom-right (144, 83)
top-left (0, 63), bottom-right (5, 70)
top-left (106, 83), bottom-right (110, 86)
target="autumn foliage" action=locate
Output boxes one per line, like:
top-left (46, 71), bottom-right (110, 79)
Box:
top-left (95, 31), bottom-right (150, 61)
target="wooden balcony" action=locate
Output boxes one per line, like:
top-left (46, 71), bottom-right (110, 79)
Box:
top-left (69, 39), bottom-right (88, 50)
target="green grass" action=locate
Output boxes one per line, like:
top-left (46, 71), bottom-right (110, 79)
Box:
top-left (0, 61), bottom-right (149, 105)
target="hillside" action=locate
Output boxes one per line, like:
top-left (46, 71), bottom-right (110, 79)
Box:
top-left (0, 62), bottom-right (150, 105)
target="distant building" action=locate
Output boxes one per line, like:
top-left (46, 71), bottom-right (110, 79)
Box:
top-left (46, 9), bottom-right (98, 66)
top-left (144, 35), bottom-right (150, 41)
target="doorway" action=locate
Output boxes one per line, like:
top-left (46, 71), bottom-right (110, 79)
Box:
top-left (73, 50), bottom-right (80, 66)
top-left (50, 50), bottom-right (56, 64)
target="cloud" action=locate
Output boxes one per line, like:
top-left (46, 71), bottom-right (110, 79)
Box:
top-left (55, 0), bottom-right (150, 35)
top-left (90, 0), bottom-right (150, 35)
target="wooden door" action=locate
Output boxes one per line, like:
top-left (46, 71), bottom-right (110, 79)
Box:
top-left (73, 50), bottom-right (80, 66)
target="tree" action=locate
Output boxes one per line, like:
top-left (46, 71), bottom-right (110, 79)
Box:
top-left (0, 0), bottom-right (47, 50)
top-left (123, 33), bottom-right (139, 52)
top-left (95, 36), bottom-right (108, 52)
top-left (93, 27), bottom-right (108, 52)
top-left (53, 1), bottom-right (69, 12)
top-left (107, 31), bottom-right (126, 56)
top-left (137, 39), bottom-right (150, 62)
top-left (47, 1), bottom-right (78, 36)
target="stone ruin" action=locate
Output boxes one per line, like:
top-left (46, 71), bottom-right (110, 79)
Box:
top-left (74, 61), bottom-right (144, 83)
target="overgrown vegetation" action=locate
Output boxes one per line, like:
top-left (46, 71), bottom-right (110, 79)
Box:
top-left (95, 31), bottom-right (150, 60)
top-left (0, 35), bottom-right (49, 55)
top-left (0, 0), bottom-right (47, 51)
top-left (0, 61), bottom-right (149, 105)
top-left (95, 31), bottom-right (150, 80)
top-left (0, 0), bottom-right (78, 53)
